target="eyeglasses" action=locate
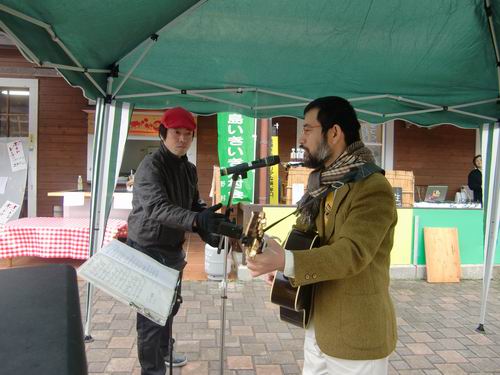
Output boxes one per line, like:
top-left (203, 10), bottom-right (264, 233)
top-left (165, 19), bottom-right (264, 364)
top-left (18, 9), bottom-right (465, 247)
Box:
top-left (301, 125), bottom-right (321, 135)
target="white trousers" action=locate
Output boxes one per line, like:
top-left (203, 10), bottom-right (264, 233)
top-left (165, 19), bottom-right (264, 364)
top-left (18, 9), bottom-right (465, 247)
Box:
top-left (303, 322), bottom-right (389, 375)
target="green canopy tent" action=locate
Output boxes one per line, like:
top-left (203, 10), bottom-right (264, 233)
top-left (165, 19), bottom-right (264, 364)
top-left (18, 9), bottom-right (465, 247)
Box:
top-left (0, 0), bottom-right (498, 338)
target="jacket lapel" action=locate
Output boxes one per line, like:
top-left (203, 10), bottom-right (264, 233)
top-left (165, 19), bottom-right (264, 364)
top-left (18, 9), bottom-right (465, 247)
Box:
top-left (323, 184), bottom-right (351, 243)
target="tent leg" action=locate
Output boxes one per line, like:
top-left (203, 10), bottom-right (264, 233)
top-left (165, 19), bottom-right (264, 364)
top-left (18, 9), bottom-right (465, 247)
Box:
top-left (477, 123), bottom-right (500, 334)
top-left (83, 96), bottom-right (109, 341)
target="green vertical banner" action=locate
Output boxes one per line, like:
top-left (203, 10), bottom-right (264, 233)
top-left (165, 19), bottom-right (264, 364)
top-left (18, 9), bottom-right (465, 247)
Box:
top-left (217, 113), bottom-right (256, 204)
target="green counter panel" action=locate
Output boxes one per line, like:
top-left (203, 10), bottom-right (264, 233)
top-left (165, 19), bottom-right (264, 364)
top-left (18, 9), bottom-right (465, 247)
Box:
top-left (251, 207), bottom-right (500, 266)
top-left (413, 209), bottom-right (500, 265)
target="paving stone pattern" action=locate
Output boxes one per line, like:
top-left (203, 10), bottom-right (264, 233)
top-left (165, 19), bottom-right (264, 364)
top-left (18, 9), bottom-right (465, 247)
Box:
top-left (81, 279), bottom-right (500, 374)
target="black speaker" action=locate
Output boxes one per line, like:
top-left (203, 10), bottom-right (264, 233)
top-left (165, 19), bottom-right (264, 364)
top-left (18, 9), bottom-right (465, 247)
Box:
top-left (0, 264), bottom-right (88, 375)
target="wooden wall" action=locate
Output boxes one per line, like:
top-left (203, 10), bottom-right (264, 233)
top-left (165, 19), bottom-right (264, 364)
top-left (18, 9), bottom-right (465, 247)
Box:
top-left (393, 120), bottom-right (476, 201)
top-left (195, 115), bottom-right (218, 203)
top-left (0, 47), bottom-right (88, 217)
top-left (37, 78), bottom-right (88, 216)
top-left (272, 116), bottom-right (298, 202)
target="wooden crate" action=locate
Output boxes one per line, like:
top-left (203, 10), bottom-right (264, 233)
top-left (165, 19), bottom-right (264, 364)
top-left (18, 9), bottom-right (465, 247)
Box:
top-left (285, 167), bottom-right (313, 205)
top-left (385, 170), bottom-right (414, 207)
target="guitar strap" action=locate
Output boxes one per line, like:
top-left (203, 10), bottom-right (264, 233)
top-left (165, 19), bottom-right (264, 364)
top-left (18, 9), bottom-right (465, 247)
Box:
top-left (262, 162), bottom-right (383, 233)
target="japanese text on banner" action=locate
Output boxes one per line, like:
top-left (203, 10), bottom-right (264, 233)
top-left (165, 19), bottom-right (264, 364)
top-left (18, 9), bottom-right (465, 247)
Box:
top-left (217, 113), bottom-right (256, 204)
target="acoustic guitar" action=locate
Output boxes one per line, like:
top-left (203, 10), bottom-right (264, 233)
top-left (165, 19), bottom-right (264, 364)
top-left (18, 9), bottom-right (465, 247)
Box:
top-left (241, 211), bottom-right (319, 329)
top-left (240, 211), bottom-right (266, 259)
top-left (270, 229), bottom-right (319, 328)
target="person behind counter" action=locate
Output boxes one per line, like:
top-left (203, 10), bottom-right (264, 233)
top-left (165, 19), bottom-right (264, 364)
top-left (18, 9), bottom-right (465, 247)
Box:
top-left (247, 96), bottom-right (398, 375)
top-left (127, 107), bottom-right (226, 374)
top-left (468, 154), bottom-right (482, 204)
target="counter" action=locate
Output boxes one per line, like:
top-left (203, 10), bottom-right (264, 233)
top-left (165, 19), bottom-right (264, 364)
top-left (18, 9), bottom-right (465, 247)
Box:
top-left (238, 203), bottom-right (500, 278)
top-left (48, 190), bottom-right (132, 220)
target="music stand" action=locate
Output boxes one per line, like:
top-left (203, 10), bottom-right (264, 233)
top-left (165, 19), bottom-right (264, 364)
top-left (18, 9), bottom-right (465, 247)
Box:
top-left (166, 278), bottom-right (182, 375)
top-left (216, 170), bottom-right (246, 374)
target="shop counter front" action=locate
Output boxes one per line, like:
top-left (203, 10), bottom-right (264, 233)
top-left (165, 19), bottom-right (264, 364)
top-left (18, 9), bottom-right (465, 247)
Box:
top-left (238, 203), bottom-right (500, 278)
top-left (48, 190), bottom-right (132, 220)
top-left (239, 204), bottom-right (412, 266)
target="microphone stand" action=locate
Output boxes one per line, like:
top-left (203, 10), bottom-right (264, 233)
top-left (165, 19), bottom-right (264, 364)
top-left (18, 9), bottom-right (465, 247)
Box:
top-left (217, 170), bottom-right (246, 375)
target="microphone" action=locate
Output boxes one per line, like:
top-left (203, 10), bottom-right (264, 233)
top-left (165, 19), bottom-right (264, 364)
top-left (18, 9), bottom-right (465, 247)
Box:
top-left (220, 155), bottom-right (280, 176)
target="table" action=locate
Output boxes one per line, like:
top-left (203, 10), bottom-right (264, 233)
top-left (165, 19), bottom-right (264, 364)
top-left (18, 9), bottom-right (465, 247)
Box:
top-left (0, 217), bottom-right (128, 261)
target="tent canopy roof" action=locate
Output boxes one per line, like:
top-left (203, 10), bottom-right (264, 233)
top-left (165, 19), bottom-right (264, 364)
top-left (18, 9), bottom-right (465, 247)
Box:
top-left (1, 0), bottom-right (499, 127)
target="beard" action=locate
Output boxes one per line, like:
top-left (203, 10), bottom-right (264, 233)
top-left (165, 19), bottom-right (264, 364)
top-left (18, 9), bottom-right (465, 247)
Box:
top-left (301, 137), bottom-right (332, 169)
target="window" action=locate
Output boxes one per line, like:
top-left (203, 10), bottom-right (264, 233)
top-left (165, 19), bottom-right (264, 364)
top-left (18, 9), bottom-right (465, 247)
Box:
top-left (0, 88), bottom-right (29, 137)
top-left (360, 122), bottom-right (384, 167)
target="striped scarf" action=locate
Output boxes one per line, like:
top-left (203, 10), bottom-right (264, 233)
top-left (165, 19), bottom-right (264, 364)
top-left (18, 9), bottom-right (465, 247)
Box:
top-left (296, 141), bottom-right (375, 229)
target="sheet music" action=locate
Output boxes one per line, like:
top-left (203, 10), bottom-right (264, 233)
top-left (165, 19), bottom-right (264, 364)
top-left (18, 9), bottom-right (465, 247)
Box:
top-left (78, 240), bottom-right (180, 325)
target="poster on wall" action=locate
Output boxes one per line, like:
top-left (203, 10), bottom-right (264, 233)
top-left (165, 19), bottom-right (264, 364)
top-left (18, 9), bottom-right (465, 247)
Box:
top-left (128, 111), bottom-right (198, 137)
top-left (7, 140), bottom-right (27, 172)
top-left (217, 113), bottom-right (256, 204)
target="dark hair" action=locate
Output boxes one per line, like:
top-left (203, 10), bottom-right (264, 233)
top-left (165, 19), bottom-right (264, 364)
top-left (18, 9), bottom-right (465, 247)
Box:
top-left (158, 125), bottom-right (195, 141)
top-left (159, 124), bottom-right (167, 141)
top-left (473, 154), bottom-right (481, 168)
top-left (303, 96), bottom-right (361, 146)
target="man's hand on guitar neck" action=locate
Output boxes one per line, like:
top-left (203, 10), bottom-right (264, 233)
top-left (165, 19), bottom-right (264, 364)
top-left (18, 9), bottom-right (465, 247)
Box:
top-left (246, 236), bottom-right (285, 277)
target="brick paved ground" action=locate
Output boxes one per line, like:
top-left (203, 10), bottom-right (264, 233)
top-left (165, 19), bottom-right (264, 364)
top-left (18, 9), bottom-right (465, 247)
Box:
top-left (81, 279), bottom-right (500, 374)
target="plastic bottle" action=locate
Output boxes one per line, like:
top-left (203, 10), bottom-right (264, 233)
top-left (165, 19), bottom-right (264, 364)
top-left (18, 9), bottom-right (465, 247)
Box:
top-left (291, 148), bottom-right (296, 162)
top-left (77, 175), bottom-right (83, 191)
top-left (126, 170), bottom-right (134, 192)
top-left (297, 148), bottom-right (304, 160)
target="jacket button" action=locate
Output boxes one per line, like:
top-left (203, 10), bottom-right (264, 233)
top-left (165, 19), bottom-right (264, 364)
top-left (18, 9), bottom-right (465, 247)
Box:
top-left (312, 274), bottom-right (317, 279)
top-left (305, 274), bottom-right (310, 280)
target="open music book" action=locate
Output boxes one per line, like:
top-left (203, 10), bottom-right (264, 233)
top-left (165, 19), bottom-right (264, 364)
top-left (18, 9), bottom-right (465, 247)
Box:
top-left (78, 239), bottom-right (179, 326)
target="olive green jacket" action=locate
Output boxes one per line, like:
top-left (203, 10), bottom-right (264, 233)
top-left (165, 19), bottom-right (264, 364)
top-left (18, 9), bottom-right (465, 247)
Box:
top-left (291, 172), bottom-right (398, 360)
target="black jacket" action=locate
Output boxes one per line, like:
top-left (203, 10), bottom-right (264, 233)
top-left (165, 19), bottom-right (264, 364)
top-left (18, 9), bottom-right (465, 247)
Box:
top-left (467, 168), bottom-right (482, 203)
top-left (127, 143), bottom-right (205, 253)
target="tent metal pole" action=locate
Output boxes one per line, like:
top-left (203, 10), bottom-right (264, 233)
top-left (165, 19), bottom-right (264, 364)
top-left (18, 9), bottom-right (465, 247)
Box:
top-left (17, 10), bottom-right (108, 97)
top-left (0, 4), bottom-right (51, 28)
top-left (256, 88), bottom-right (311, 102)
top-left (189, 92), bottom-right (252, 109)
top-left (450, 98), bottom-right (498, 109)
top-left (116, 87), bottom-right (256, 99)
top-left (349, 94), bottom-right (390, 102)
top-left (41, 62), bottom-right (111, 74)
top-left (112, 35), bottom-right (158, 97)
top-left (0, 3), bottom-right (111, 97)
top-left (254, 103), bottom-right (308, 110)
top-left (387, 95), bottom-right (442, 109)
top-left (115, 76), bottom-right (253, 109)
top-left (0, 21), bottom-right (40, 65)
top-left (477, 123), bottom-right (500, 332)
top-left (355, 108), bottom-right (385, 117)
top-left (116, 91), bottom-right (184, 99)
top-left (448, 108), bottom-right (497, 122)
top-left (83, 97), bottom-right (107, 341)
top-left (386, 108), bottom-right (443, 117)
top-left (84, 76), bottom-right (114, 341)
top-left (119, 74), bottom-right (178, 91)
top-left (485, 0), bottom-right (500, 94)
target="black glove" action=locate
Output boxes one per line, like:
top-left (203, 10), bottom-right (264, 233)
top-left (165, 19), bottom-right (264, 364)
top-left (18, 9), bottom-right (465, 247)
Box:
top-left (204, 233), bottom-right (222, 248)
top-left (195, 203), bottom-right (226, 244)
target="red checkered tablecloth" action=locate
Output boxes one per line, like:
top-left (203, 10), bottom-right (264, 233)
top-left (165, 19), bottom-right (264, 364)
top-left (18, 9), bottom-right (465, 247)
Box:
top-left (0, 217), bottom-right (128, 260)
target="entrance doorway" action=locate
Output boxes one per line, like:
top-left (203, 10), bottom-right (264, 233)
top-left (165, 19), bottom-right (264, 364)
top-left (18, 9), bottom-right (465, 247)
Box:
top-left (0, 78), bottom-right (38, 220)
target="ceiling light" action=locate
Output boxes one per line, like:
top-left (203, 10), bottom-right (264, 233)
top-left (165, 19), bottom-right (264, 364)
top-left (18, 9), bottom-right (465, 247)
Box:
top-left (1, 90), bottom-right (30, 96)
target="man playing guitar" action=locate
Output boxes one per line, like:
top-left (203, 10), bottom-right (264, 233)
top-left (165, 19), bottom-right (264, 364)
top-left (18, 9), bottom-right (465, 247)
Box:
top-left (247, 96), bottom-right (398, 375)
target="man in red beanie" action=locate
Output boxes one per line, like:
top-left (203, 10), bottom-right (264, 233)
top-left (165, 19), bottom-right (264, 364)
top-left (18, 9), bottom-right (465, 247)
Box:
top-left (127, 107), bottom-right (226, 374)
